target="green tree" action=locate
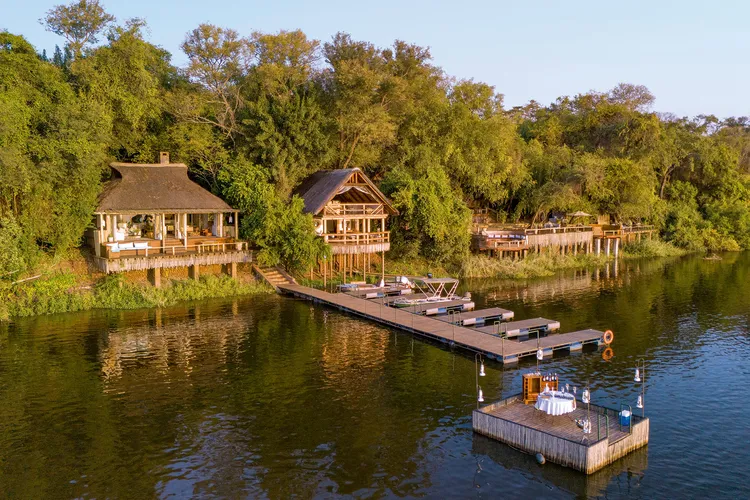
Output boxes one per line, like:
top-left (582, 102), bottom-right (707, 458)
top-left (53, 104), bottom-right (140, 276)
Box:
top-left (41, 0), bottom-right (114, 58)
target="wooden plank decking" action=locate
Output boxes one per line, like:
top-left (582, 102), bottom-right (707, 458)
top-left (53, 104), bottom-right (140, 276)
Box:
top-left (278, 284), bottom-right (607, 364)
top-left (475, 317), bottom-right (561, 338)
top-left (433, 307), bottom-right (514, 325)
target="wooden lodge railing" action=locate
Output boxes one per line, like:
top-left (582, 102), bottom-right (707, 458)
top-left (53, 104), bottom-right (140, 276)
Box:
top-left (323, 203), bottom-right (384, 217)
top-left (523, 225), bottom-right (593, 235)
top-left (102, 240), bottom-right (249, 260)
top-left (323, 231), bottom-right (390, 246)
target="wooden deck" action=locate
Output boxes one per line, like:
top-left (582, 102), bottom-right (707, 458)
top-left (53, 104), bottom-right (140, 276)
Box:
top-left (278, 284), bottom-right (608, 364)
top-left (475, 317), bottom-right (561, 338)
top-left (433, 307), bottom-right (514, 325)
top-left (474, 395), bottom-right (649, 474)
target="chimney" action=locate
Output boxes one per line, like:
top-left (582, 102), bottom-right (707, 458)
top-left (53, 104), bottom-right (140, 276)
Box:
top-left (159, 152), bottom-right (170, 164)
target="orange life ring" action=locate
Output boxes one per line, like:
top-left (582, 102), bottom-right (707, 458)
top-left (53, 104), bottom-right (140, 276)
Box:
top-left (602, 347), bottom-right (614, 361)
top-left (603, 330), bottom-right (614, 345)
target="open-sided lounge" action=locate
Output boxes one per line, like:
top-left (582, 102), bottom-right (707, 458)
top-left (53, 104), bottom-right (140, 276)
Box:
top-left (86, 153), bottom-right (251, 284)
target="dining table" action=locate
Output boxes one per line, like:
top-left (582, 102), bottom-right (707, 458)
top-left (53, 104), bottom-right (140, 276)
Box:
top-left (535, 391), bottom-right (576, 416)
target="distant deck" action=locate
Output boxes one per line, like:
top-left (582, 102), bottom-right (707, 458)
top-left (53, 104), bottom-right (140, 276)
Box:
top-left (474, 395), bottom-right (649, 474)
top-left (278, 284), bottom-right (608, 364)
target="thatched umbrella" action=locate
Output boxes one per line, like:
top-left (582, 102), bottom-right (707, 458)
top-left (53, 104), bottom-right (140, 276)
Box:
top-left (566, 211), bottom-right (593, 225)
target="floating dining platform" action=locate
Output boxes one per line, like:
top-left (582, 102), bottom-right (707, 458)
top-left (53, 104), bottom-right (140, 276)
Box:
top-left (434, 307), bottom-right (514, 326)
top-left (473, 395), bottom-right (649, 474)
top-left (278, 284), bottom-right (609, 364)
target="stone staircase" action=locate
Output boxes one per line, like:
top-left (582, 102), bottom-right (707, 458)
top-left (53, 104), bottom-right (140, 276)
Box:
top-left (253, 265), bottom-right (297, 291)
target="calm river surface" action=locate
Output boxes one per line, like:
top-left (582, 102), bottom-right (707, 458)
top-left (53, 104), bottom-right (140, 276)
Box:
top-left (1, 253), bottom-right (750, 498)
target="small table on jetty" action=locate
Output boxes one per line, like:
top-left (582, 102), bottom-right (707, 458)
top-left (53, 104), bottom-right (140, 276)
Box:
top-left (535, 391), bottom-right (576, 416)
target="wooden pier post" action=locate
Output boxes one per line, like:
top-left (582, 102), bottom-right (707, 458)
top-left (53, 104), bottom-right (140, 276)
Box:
top-left (148, 268), bottom-right (161, 287)
top-left (189, 264), bottom-right (200, 281)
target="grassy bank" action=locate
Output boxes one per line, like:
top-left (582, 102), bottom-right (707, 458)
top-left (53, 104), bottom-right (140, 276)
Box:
top-left (0, 271), bottom-right (272, 322)
top-left (297, 240), bottom-right (689, 287)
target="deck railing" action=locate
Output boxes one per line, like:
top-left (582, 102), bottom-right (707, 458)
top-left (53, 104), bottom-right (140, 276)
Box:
top-left (322, 203), bottom-right (384, 217)
top-left (323, 231), bottom-right (390, 245)
top-left (103, 241), bottom-right (248, 260)
top-left (622, 225), bottom-right (655, 234)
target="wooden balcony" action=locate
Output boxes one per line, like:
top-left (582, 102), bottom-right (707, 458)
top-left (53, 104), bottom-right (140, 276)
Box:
top-left (322, 231), bottom-right (390, 255)
top-left (92, 237), bottom-right (252, 273)
top-left (322, 203), bottom-right (385, 217)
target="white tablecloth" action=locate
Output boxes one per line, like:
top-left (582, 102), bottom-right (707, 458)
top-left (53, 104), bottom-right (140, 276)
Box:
top-left (535, 391), bottom-right (576, 415)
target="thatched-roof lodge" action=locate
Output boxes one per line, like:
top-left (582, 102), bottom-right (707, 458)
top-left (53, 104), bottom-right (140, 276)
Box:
top-left (294, 168), bottom-right (397, 278)
top-left (86, 153), bottom-right (250, 285)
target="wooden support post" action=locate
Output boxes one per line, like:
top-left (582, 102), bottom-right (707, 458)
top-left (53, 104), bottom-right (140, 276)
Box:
top-left (606, 239), bottom-right (611, 257)
top-left (224, 262), bottom-right (237, 279)
top-left (381, 250), bottom-right (385, 283)
top-left (189, 264), bottom-right (200, 281)
top-left (614, 238), bottom-right (620, 259)
top-left (183, 213), bottom-right (188, 250)
top-left (148, 267), bottom-right (161, 287)
top-left (596, 239), bottom-right (601, 255)
top-left (234, 211), bottom-right (239, 240)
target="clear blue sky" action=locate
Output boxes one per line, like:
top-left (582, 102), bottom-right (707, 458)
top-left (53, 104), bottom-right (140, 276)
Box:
top-left (3, 0), bottom-right (748, 118)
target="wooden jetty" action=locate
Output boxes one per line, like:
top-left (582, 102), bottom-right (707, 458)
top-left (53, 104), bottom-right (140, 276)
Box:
top-left (434, 307), bottom-right (514, 326)
top-left (475, 317), bottom-right (561, 338)
top-left (473, 395), bottom-right (649, 474)
top-left (278, 284), bottom-right (609, 364)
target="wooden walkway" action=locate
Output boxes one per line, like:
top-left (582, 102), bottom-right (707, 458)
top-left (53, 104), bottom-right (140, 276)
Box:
top-left (475, 317), bottom-right (561, 338)
top-left (433, 307), bottom-right (514, 326)
top-left (278, 284), bottom-right (608, 364)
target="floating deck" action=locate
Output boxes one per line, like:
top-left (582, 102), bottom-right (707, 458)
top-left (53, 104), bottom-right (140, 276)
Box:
top-left (473, 395), bottom-right (649, 474)
top-left (278, 284), bottom-right (608, 364)
top-left (475, 317), bottom-right (561, 338)
top-left (434, 307), bottom-right (514, 326)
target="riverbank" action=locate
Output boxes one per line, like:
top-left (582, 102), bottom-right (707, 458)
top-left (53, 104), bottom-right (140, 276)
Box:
top-left (1, 240), bottom-right (687, 321)
top-left (383, 239), bottom-right (689, 281)
top-left (0, 262), bottom-right (272, 321)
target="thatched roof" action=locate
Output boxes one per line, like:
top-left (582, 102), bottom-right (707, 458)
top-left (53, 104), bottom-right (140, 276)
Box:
top-left (293, 168), bottom-right (397, 216)
top-left (96, 162), bottom-right (234, 214)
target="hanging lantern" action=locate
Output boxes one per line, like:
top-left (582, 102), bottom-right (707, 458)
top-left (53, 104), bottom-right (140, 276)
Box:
top-left (634, 367), bottom-right (641, 383)
top-left (479, 361), bottom-right (486, 377)
top-left (637, 394), bottom-right (643, 409)
top-left (582, 389), bottom-right (590, 404)
top-left (477, 387), bottom-right (484, 403)
top-left (536, 349), bottom-right (544, 360)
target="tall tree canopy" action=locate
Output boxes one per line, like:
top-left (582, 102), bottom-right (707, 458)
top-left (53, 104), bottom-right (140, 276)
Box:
top-left (2, 10), bottom-right (750, 278)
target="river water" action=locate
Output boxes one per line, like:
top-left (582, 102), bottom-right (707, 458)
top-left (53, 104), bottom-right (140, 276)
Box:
top-left (1, 253), bottom-right (749, 498)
